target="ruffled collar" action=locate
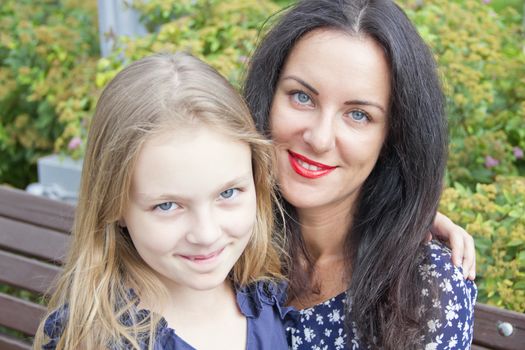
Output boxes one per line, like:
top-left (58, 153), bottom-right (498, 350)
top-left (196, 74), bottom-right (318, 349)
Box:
top-left (236, 281), bottom-right (299, 322)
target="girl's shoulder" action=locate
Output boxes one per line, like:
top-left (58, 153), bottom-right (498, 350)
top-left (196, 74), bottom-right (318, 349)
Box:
top-left (236, 279), bottom-right (297, 320)
top-left (236, 280), bottom-right (298, 349)
top-left (40, 305), bottom-right (69, 349)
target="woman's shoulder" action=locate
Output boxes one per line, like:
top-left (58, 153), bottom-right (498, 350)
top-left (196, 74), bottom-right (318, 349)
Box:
top-left (421, 240), bottom-right (477, 299)
top-left (420, 240), bottom-right (477, 349)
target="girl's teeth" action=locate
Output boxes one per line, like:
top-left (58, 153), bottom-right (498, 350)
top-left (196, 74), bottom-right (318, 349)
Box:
top-left (297, 159), bottom-right (321, 171)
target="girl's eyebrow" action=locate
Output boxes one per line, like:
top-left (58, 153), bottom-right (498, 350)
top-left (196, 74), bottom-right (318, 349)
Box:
top-left (282, 75), bottom-right (386, 113)
top-left (135, 174), bottom-right (253, 202)
top-left (221, 174), bottom-right (252, 190)
top-left (282, 76), bottom-right (319, 95)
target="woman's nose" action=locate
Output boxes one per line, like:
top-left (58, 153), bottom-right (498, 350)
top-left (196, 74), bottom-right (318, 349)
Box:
top-left (302, 111), bottom-right (336, 154)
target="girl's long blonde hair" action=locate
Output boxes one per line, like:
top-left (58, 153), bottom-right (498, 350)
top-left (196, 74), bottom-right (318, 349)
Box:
top-left (33, 52), bottom-right (283, 350)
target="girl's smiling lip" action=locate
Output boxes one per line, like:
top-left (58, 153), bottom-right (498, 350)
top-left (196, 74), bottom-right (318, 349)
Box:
top-left (179, 247), bottom-right (225, 264)
top-left (288, 150), bottom-right (337, 179)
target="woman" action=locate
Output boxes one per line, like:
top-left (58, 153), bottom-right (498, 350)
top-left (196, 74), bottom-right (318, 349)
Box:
top-left (244, 0), bottom-right (476, 348)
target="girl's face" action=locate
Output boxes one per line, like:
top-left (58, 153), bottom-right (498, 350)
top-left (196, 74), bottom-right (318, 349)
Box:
top-left (122, 125), bottom-right (256, 293)
top-left (269, 29), bottom-right (390, 214)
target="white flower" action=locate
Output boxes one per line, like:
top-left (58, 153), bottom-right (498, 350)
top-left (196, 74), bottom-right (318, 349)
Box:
top-left (328, 309), bottom-right (342, 323)
top-left (440, 278), bottom-right (453, 293)
top-left (425, 343), bottom-right (438, 350)
top-left (335, 336), bottom-right (345, 350)
top-left (304, 327), bottom-right (316, 342)
top-left (427, 319), bottom-right (441, 333)
top-left (316, 313), bottom-right (324, 325)
top-left (447, 334), bottom-right (458, 348)
top-left (301, 308), bottom-right (314, 321)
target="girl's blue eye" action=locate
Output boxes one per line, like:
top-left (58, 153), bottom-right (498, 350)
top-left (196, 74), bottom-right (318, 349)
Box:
top-left (349, 110), bottom-right (369, 122)
top-left (156, 202), bottom-right (178, 211)
top-left (292, 91), bottom-right (312, 105)
top-left (220, 188), bottom-right (239, 200)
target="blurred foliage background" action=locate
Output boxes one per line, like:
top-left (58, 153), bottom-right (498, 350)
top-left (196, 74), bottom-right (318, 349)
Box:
top-left (0, 0), bottom-right (524, 312)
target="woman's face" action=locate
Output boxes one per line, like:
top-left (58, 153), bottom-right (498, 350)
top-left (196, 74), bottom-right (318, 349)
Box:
top-left (270, 29), bottom-right (390, 214)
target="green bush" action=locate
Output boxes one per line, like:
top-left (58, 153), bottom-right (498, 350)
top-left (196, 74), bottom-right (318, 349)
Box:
top-left (402, 0), bottom-right (525, 186)
top-left (440, 177), bottom-right (525, 312)
top-left (95, 0), bottom-right (280, 90)
top-left (0, 0), bottom-right (99, 188)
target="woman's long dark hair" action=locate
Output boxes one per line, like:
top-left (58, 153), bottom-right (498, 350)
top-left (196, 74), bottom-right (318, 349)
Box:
top-left (243, 0), bottom-right (447, 348)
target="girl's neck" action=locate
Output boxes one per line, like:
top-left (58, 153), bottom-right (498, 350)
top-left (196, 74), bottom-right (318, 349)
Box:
top-left (156, 279), bottom-right (247, 349)
top-left (162, 279), bottom-right (236, 317)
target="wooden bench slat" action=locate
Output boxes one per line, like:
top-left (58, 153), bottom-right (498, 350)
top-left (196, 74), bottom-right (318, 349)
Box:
top-left (0, 292), bottom-right (46, 336)
top-left (471, 345), bottom-right (491, 350)
top-left (0, 216), bottom-right (69, 263)
top-left (473, 303), bottom-right (525, 350)
top-left (0, 186), bottom-right (74, 233)
top-left (0, 250), bottom-right (61, 294)
top-left (0, 334), bottom-right (32, 350)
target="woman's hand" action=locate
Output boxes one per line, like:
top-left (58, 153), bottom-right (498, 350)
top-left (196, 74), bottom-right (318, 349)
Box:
top-left (430, 212), bottom-right (476, 280)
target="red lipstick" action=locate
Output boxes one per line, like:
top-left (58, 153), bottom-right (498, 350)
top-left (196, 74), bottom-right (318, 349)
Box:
top-left (288, 151), bottom-right (336, 179)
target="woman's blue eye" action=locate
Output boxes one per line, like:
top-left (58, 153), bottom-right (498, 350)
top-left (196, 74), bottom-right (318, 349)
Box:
top-left (292, 92), bottom-right (312, 105)
top-left (220, 188), bottom-right (239, 200)
top-left (349, 110), bottom-right (369, 122)
top-left (156, 202), bottom-right (178, 211)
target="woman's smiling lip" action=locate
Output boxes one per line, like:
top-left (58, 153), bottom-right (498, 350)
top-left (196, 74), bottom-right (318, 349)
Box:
top-left (288, 150), bottom-right (337, 179)
top-left (179, 247), bottom-right (225, 264)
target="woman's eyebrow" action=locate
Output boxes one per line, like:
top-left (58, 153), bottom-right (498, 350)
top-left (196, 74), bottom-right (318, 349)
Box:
top-left (281, 76), bottom-right (319, 95)
top-left (282, 75), bottom-right (386, 113)
top-left (344, 99), bottom-right (386, 113)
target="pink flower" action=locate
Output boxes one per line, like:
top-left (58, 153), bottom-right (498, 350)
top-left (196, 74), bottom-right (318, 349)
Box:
top-left (484, 155), bottom-right (499, 168)
top-left (68, 136), bottom-right (82, 150)
top-left (482, 0), bottom-right (491, 4)
top-left (514, 147), bottom-right (524, 159)
top-left (238, 55), bottom-right (248, 64)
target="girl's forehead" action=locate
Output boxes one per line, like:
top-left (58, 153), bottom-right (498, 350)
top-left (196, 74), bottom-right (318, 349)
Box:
top-left (132, 125), bottom-right (253, 194)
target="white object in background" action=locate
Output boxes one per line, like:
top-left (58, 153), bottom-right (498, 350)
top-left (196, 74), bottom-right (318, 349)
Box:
top-left (33, 154), bottom-right (83, 202)
top-left (97, 0), bottom-right (148, 57)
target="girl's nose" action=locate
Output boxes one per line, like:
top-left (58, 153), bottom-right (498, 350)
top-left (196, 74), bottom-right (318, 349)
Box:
top-left (186, 209), bottom-right (221, 246)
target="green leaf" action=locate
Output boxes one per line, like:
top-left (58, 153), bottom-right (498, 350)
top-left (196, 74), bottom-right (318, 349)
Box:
top-left (514, 281), bottom-right (525, 290)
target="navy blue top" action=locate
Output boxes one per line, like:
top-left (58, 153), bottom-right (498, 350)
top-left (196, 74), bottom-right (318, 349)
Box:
top-left (287, 241), bottom-right (477, 350)
top-left (42, 281), bottom-right (296, 350)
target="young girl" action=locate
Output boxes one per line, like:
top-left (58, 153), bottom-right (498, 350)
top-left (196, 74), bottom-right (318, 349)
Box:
top-left (33, 52), bottom-right (293, 350)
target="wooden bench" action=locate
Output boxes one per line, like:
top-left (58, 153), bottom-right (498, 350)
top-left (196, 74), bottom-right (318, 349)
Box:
top-left (472, 303), bottom-right (525, 350)
top-left (1, 186), bottom-right (524, 349)
top-left (0, 186), bottom-right (73, 350)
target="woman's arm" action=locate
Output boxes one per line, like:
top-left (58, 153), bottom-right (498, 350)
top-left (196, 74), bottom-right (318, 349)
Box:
top-left (430, 212), bottom-right (476, 280)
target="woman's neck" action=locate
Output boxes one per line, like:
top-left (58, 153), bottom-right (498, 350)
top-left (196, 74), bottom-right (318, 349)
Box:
top-left (289, 201), bottom-right (353, 309)
top-left (297, 200), bottom-right (352, 261)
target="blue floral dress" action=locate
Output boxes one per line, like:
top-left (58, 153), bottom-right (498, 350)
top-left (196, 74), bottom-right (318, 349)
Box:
top-left (41, 281), bottom-right (295, 350)
top-left (287, 241), bottom-right (477, 350)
